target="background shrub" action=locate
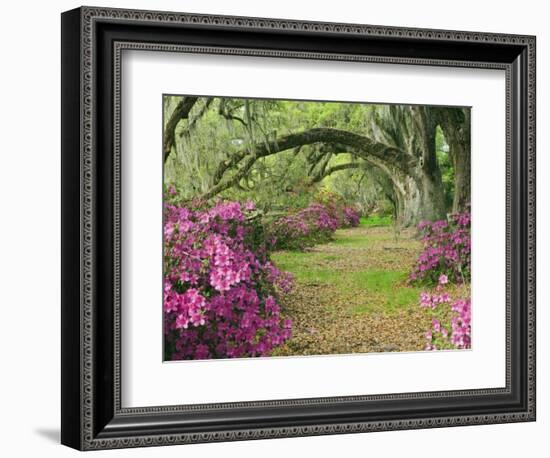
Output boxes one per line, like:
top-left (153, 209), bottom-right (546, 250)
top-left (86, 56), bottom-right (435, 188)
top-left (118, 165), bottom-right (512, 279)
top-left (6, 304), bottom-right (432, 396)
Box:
top-left (267, 199), bottom-right (361, 251)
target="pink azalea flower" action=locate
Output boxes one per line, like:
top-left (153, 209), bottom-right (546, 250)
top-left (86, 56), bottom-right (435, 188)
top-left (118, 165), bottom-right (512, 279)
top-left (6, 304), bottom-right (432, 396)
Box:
top-left (163, 200), bottom-right (293, 360)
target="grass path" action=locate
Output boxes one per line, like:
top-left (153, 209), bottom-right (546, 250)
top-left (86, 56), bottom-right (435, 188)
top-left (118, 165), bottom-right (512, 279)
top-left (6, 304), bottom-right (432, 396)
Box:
top-left (271, 221), bottom-right (433, 356)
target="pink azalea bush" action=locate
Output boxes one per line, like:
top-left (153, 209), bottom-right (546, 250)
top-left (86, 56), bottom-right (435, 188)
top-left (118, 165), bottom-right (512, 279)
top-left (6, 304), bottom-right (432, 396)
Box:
top-left (342, 206), bottom-right (361, 227)
top-left (268, 202), bottom-right (339, 251)
top-left (316, 190), bottom-right (361, 228)
top-left (409, 207), bottom-right (471, 286)
top-left (163, 197), bottom-right (293, 360)
top-left (421, 275), bottom-right (471, 350)
top-left (268, 201), bottom-right (361, 251)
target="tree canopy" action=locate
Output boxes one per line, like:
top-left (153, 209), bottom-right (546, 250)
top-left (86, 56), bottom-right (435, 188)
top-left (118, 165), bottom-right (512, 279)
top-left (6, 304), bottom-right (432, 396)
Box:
top-left (163, 96), bottom-right (470, 225)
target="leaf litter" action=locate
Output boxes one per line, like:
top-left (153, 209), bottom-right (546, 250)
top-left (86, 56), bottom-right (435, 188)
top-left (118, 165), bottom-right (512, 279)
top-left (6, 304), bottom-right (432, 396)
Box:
top-left (271, 225), bottom-right (462, 356)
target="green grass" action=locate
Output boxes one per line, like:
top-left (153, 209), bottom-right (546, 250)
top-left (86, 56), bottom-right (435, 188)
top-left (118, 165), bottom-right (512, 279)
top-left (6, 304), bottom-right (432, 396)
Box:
top-left (272, 247), bottom-right (421, 315)
top-left (331, 231), bottom-right (386, 247)
top-left (272, 250), bottom-right (341, 270)
top-left (349, 270), bottom-right (421, 314)
top-left (360, 215), bottom-right (393, 227)
top-left (271, 224), bottom-right (422, 316)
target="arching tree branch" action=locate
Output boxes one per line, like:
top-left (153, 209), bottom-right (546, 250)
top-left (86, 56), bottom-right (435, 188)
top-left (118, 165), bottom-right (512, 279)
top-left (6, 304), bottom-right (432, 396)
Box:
top-left (309, 162), bottom-right (361, 184)
top-left (212, 127), bottom-right (413, 186)
top-left (182, 97), bottom-right (214, 137)
top-left (202, 154), bottom-right (259, 200)
top-left (163, 96), bottom-right (199, 162)
top-left (218, 99), bottom-right (247, 126)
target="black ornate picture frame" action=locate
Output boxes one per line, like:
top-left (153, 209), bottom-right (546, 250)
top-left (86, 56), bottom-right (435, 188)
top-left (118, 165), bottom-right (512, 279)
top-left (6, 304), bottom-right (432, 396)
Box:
top-left (61, 6), bottom-right (536, 451)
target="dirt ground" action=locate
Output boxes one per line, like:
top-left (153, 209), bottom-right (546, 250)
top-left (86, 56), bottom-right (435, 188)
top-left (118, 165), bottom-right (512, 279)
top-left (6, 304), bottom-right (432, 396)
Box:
top-left (271, 225), bottom-right (437, 356)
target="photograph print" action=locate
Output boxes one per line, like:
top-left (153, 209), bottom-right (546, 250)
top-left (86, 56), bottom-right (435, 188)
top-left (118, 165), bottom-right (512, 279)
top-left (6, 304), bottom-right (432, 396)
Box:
top-left (162, 95), bottom-right (471, 361)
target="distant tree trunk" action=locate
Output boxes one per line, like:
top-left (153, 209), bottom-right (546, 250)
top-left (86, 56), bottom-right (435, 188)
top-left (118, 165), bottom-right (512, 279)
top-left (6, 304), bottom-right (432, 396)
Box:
top-left (437, 108), bottom-right (471, 213)
top-left (450, 139), bottom-right (470, 213)
top-left (410, 106), bottom-right (447, 222)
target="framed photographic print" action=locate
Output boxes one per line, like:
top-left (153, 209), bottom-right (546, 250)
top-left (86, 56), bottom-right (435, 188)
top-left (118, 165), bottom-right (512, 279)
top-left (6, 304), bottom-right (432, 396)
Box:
top-left (61, 6), bottom-right (536, 450)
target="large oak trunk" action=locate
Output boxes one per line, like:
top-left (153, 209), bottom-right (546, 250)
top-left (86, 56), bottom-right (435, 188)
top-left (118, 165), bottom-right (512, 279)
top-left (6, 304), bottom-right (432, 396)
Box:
top-left (437, 108), bottom-right (471, 213)
top-left (393, 173), bottom-right (446, 227)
